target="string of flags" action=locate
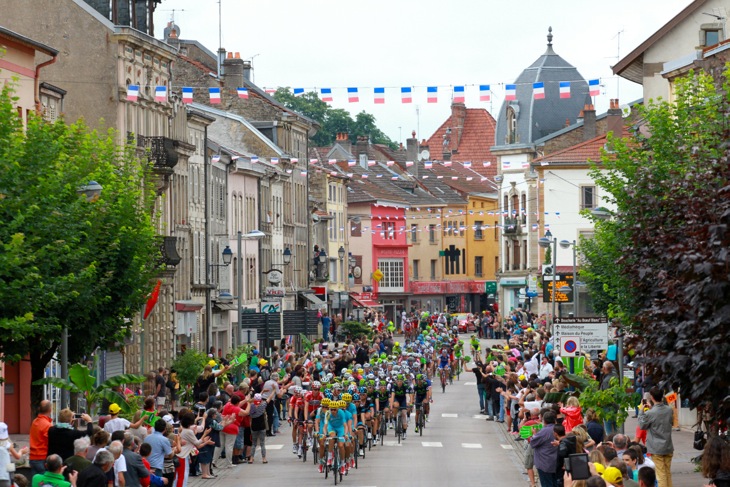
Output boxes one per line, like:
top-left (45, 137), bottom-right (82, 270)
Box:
top-left (126, 79), bottom-right (603, 104)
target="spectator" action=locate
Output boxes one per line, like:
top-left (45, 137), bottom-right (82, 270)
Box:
top-left (637, 467), bottom-right (656, 487)
top-left (249, 394), bottom-right (272, 464)
top-left (1, 421), bottom-right (29, 486)
top-left (199, 407), bottom-right (229, 479)
top-left (701, 434), bottom-right (730, 487)
top-left (85, 431), bottom-right (110, 462)
top-left (220, 395), bottom-right (244, 468)
top-left (64, 437), bottom-right (92, 475)
top-left (612, 434), bottom-right (628, 457)
top-left (142, 420), bottom-right (171, 477)
top-left (30, 400), bottom-right (54, 477)
top-left (48, 409), bottom-right (94, 463)
top-left (559, 397), bottom-right (582, 434)
top-left (539, 356), bottom-right (554, 381)
top-left (106, 440), bottom-right (126, 487)
top-left (637, 387), bottom-right (674, 487)
top-left (32, 454), bottom-right (76, 487)
top-left (602, 466), bottom-right (624, 486)
top-left (176, 413), bottom-right (213, 487)
top-left (321, 312), bottom-right (331, 342)
top-left (166, 370), bottom-right (179, 412)
top-left (530, 411), bottom-right (559, 487)
top-left (77, 449), bottom-right (114, 487)
top-left (104, 405), bottom-right (144, 435)
top-left (154, 369), bottom-right (167, 411)
top-left (137, 444), bottom-right (166, 487)
top-left (599, 361), bottom-right (619, 435)
top-left (585, 409), bottom-right (605, 445)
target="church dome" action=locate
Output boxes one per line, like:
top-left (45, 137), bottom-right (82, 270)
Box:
top-left (494, 27), bottom-right (589, 147)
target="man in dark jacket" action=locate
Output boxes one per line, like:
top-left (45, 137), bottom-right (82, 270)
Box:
top-left (47, 409), bottom-right (94, 462)
top-left (120, 433), bottom-right (149, 487)
top-left (555, 425), bottom-right (578, 486)
top-left (483, 369), bottom-right (503, 422)
top-left (530, 411), bottom-right (559, 487)
top-left (77, 450), bottom-right (114, 487)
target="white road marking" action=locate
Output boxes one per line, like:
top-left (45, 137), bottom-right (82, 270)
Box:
top-left (473, 414), bottom-right (488, 420)
top-left (266, 444), bottom-right (284, 450)
top-left (500, 444), bottom-right (514, 450)
top-left (464, 382), bottom-right (477, 385)
top-left (462, 443), bottom-right (483, 449)
top-left (422, 441), bottom-right (443, 447)
top-left (441, 413), bottom-right (458, 418)
top-left (382, 441), bottom-right (401, 447)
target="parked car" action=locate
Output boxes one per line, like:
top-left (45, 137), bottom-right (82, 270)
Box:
top-left (453, 313), bottom-right (476, 333)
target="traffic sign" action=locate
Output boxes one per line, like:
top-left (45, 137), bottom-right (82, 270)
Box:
top-left (554, 318), bottom-right (608, 351)
top-left (560, 336), bottom-right (581, 357)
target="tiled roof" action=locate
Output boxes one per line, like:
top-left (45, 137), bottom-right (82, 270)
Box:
top-left (533, 127), bottom-right (631, 165)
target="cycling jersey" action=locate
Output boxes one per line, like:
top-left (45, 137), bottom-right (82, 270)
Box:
top-left (413, 379), bottom-right (431, 398)
top-left (391, 383), bottom-right (412, 401)
top-left (326, 409), bottom-right (347, 437)
top-left (438, 355), bottom-right (450, 368)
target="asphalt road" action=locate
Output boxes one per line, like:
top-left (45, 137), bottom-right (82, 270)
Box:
top-left (191, 338), bottom-right (528, 487)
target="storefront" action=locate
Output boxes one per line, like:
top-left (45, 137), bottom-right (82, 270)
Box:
top-left (411, 281), bottom-right (488, 314)
top-left (350, 291), bottom-right (383, 321)
top-left (498, 276), bottom-right (527, 312)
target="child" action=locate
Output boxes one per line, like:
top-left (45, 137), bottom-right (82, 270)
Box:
top-left (560, 396), bottom-right (583, 433)
top-left (138, 443), bottom-right (167, 486)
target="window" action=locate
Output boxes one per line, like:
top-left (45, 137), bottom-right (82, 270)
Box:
top-left (475, 256), bottom-right (483, 277)
top-left (382, 221), bottom-right (396, 239)
top-left (429, 224), bottom-right (436, 243)
top-left (430, 259), bottom-right (437, 279)
top-left (581, 186), bottom-right (596, 210)
top-left (351, 219), bottom-right (362, 237)
top-left (330, 260), bottom-right (337, 283)
top-left (521, 193), bottom-right (527, 224)
top-left (413, 260), bottom-right (420, 280)
top-left (410, 224), bottom-right (418, 243)
top-left (474, 221), bottom-right (484, 240)
top-left (506, 106), bottom-right (517, 144)
top-left (702, 28), bottom-right (721, 47)
top-left (378, 259), bottom-right (404, 291)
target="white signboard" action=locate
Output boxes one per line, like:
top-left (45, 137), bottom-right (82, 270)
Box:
top-left (554, 318), bottom-right (608, 351)
top-left (265, 286), bottom-right (285, 297)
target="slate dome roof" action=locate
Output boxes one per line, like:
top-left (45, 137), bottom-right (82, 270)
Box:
top-left (494, 27), bottom-right (589, 148)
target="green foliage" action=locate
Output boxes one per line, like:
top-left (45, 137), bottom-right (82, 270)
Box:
top-left (583, 68), bottom-right (730, 420)
top-left (543, 245), bottom-right (552, 266)
top-left (578, 377), bottom-right (640, 428)
top-left (170, 349), bottom-right (208, 392)
top-left (0, 85), bottom-right (160, 399)
top-left (273, 88), bottom-right (397, 149)
top-left (33, 363), bottom-right (144, 415)
top-left (339, 321), bottom-right (373, 339)
top-left (300, 333), bottom-right (313, 352)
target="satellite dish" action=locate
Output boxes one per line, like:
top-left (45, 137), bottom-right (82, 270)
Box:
top-left (419, 149), bottom-right (430, 161)
top-left (620, 104), bottom-right (631, 118)
top-left (312, 213), bottom-right (320, 223)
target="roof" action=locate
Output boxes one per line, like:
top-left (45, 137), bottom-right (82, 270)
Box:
top-left (533, 127), bottom-right (631, 165)
top-left (612, 0), bottom-right (709, 84)
top-left (494, 30), bottom-right (589, 149)
top-left (0, 26), bottom-right (58, 56)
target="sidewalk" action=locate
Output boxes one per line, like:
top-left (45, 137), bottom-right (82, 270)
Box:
top-left (494, 416), bottom-right (705, 487)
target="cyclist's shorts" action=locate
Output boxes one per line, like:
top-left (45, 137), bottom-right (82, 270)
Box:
top-left (415, 395), bottom-right (427, 405)
top-left (327, 426), bottom-right (346, 440)
top-left (378, 400), bottom-right (389, 410)
top-left (393, 395), bottom-right (407, 405)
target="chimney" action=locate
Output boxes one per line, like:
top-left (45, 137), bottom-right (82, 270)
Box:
top-left (222, 51), bottom-right (244, 91)
top-left (355, 135), bottom-right (368, 160)
top-left (406, 130), bottom-right (419, 178)
top-left (442, 127), bottom-right (453, 161)
top-left (243, 60), bottom-right (253, 81)
top-left (583, 103), bottom-right (596, 140)
top-left (451, 102), bottom-right (467, 149)
top-left (607, 98), bottom-right (623, 137)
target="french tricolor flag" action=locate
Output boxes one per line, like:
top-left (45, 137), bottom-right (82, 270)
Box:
top-left (328, 158), bottom-right (337, 165)
top-left (406, 161), bottom-right (414, 167)
top-left (505, 84), bottom-right (517, 101)
top-left (237, 87), bottom-right (249, 99)
top-left (209, 87), bottom-right (221, 104)
top-left (127, 85), bottom-right (140, 101)
top-left (265, 88), bottom-right (276, 94)
top-left (483, 161), bottom-right (491, 167)
top-left (182, 87), bottom-right (193, 104)
top-left (427, 86), bottom-right (438, 103)
top-left (453, 86), bottom-right (465, 103)
top-left (251, 156), bottom-right (259, 163)
top-left (309, 158), bottom-right (318, 165)
top-left (559, 81), bottom-right (571, 99)
top-left (374, 87), bottom-right (385, 104)
top-left (401, 87), bottom-right (412, 103)
top-left (347, 159), bottom-right (356, 167)
top-left (293, 88), bottom-right (305, 96)
top-left (533, 82), bottom-right (545, 100)
top-left (479, 85), bottom-right (491, 102)
top-left (348, 87), bottom-right (359, 103)
top-left (386, 161), bottom-right (394, 166)
top-left (155, 86), bottom-right (167, 102)
top-left (503, 161), bottom-right (512, 169)
top-left (444, 161), bottom-right (452, 167)
top-left (367, 160), bottom-right (376, 167)
top-left (320, 88), bottom-right (333, 102)
top-left (271, 157), bottom-right (279, 165)
top-left (424, 161), bottom-right (433, 169)
top-left (589, 79), bottom-right (600, 96)
top-left (463, 161), bottom-right (472, 168)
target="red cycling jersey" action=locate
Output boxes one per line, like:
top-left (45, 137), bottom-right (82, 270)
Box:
top-left (304, 390), bottom-right (322, 408)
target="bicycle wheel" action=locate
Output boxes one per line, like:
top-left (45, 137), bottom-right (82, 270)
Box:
top-left (380, 418), bottom-right (385, 446)
top-left (441, 376), bottom-right (446, 393)
top-left (325, 444), bottom-right (330, 479)
top-left (302, 440), bottom-right (307, 463)
top-left (312, 438), bottom-right (318, 465)
top-left (396, 416), bottom-right (401, 444)
top-left (333, 448), bottom-right (338, 486)
top-left (419, 411), bottom-right (424, 436)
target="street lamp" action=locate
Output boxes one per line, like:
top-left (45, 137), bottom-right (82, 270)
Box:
top-left (338, 246), bottom-right (346, 261)
top-left (262, 247), bottom-right (293, 348)
top-left (560, 239), bottom-right (578, 317)
top-left (283, 247), bottom-right (292, 265)
top-left (318, 249), bottom-right (328, 264)
top-left (234, 230), bottom-right (265, 348)
top-left (538, 230), bottom-right (557, 335)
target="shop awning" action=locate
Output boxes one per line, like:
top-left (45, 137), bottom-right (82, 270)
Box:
top-left (300, 292), bottom-right (326, 307)
top-left (212, 302), bottom-right (237, 311)
top-left (350, 293), bottom-right (383, 308)
top-left (175, 300), bottom-right (204, 312)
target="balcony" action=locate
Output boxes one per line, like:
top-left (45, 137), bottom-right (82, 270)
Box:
top-left (159, 236), bottom-right (182, 267)
top-left (138, 136), bottom-right (179, 171)
top-left (503, 217), bottom-right (522, 236)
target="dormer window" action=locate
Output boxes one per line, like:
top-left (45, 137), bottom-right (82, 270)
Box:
top-left (700, 22), bottom-right (724, 47)
top-left (506, 106), bottom-right (517, 144)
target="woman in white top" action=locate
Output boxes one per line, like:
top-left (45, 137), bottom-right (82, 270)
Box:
top-left (0, 422), bottom-right (28, 487)
top-left (175, 412), bottom-right (213, 487)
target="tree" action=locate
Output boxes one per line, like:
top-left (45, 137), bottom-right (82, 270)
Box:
top-left (0, 85), bottom-right (160, 409)
top-left (273, 88), bottom-right (398, 149)
top-left (583, 69), bottom-right (730, 422)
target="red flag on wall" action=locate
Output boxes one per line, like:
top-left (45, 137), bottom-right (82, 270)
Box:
top-left (143, 280), bottom-right (162, 320)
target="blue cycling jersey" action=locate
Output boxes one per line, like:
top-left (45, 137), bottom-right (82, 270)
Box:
top-left (439, 355), bottom-right (450, 368)
top-left (327, 409), bottom-right (347, 430)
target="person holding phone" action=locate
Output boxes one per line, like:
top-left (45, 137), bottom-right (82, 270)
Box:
top-left (48, 409), bottom-right (94, 462)
top-left (638, 387), bottom-right (674, 487)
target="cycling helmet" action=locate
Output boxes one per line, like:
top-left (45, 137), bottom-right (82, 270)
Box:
top-left (416, 374), bottom-right (424, 380)
top-left (312, 381), bottom-right (322, 389)
top-left (396, 374), bottom-right (404, 381)
top-left (352, 393), bottom-right (360, 401)
top-left (321, 398), bottom-right (331, 407)
top-left (342, 393), bottom-right (352, 402)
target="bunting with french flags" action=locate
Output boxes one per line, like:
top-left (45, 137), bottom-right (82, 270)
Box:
top-left (374, 87), bottom-right (385, 104)
top-left (533, 82), bottom-right (545, 100)
top-left (401, 87), bottom-right (412, 103)
top-left (320, 88), bottom-right (333, 102)
top-left (479, 85), bottom-right (491, 102)
top-left (427, 86), bottom-right (438, 103)
top-left (182, 87), bottom-right (193, 103)
top-left (237, 87), bottom-right (249, 99)
top-left (127, 85), bottom-right (139, 101)
top-left (453, 86), bottom-right (465, 103)
top-left (348, 87), bottom-right (359, 102)
top-left (589, 79), bottom-right (600, 96)
top-left (155, 86), bottom-right (167, 102)
top-left (505, 84), bottom-right (516, 101)
top-left (559, 82), bottom-right (570, 99)
top-left (209, 87), bottom-right (221, 104)
top-left (293, 88), bottom-right (305, 96)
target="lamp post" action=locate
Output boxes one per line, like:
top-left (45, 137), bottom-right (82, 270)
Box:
top-left (338, 246), bottom-right (345, 317)
top-left (67, 181), bottom-right (103, 410)
top-left (560, 239), bottom-right (578, 317)
top-left (262, 246), bottom-right (292, 346)
top-left (538, 230), bottom-right (558, 336)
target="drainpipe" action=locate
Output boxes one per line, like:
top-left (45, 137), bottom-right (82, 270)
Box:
top-left (34, 55), bottom-right (58, 113)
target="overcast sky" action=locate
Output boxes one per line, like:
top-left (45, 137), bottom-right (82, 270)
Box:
top-left (155, 0), bottom-right (692, 145)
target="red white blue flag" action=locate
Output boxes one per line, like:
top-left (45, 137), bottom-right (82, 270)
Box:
top-left (463, 161), bottom-right (472, 168)
top-left (453, 86), bottom-right (465, 103)
top-left (505, 84), bottom-right (516, 101)
top-left (533, 82), bottom-right (545, 100)
top-left (182, 87), bottom-right (193, 103)
top-left (293, 88), bottom-right (305, 96)
top-left (155, 86), bottom-right (167, 102)
top-left (237, 87), bottom-right (249, 99)
top-left (209, 87), bottom-right (221, 104)
top-left (401, 87), bottom-right (412, 103)
top-left (479, 85), bottom-right (491, 102)
top-left (348, 87), bottom-right (359, 103)
top-left (374, 87), bottom-right (385, 104)
top-left (559, 82), bottom-right (570, 99)
top-left (127, 85), bottom-right (139, 101)
top-left (348, 159), bottom-right (356, 167)
top-left (589, 79), bottom-right (600, 96)
top-left (320, 88), bottom-right (333, 102)
top-left (427, 86), bottom-right (438, 103)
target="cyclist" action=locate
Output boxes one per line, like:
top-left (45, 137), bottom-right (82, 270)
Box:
top-left (470, 334), bottom-right (481, 359)
top-left (413, 373), bottom-right (432, 432)
top-left (288, 386), bottom-right (307, 457)
top-left (303, 380), bottom-right (323, 449)
top-left (315, 397), bottom-right (330, 473)
top-left (373, 380), bottom-right (390, 442)
top-left (342, 392), bottom-right (357, 468)
top-left (389, 374), bottom-right (414, 439)
top-left (324, 400), bottom-right (348, 476)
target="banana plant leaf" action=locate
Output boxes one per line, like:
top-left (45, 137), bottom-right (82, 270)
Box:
top-left (32, 376), bottom-right (83, 394)
top-left (98, 373), bottom-right (146, 391)
top-left (561, 373), bottom-right (594, 392)
top-left (544, 391), bottom-right (574, 404)
top-left (97, 389), bottom-right (133, 413)
top-left (69, 363), bottom-right (96, 392)
top-left (300, 334), bottom-right (313, 353)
